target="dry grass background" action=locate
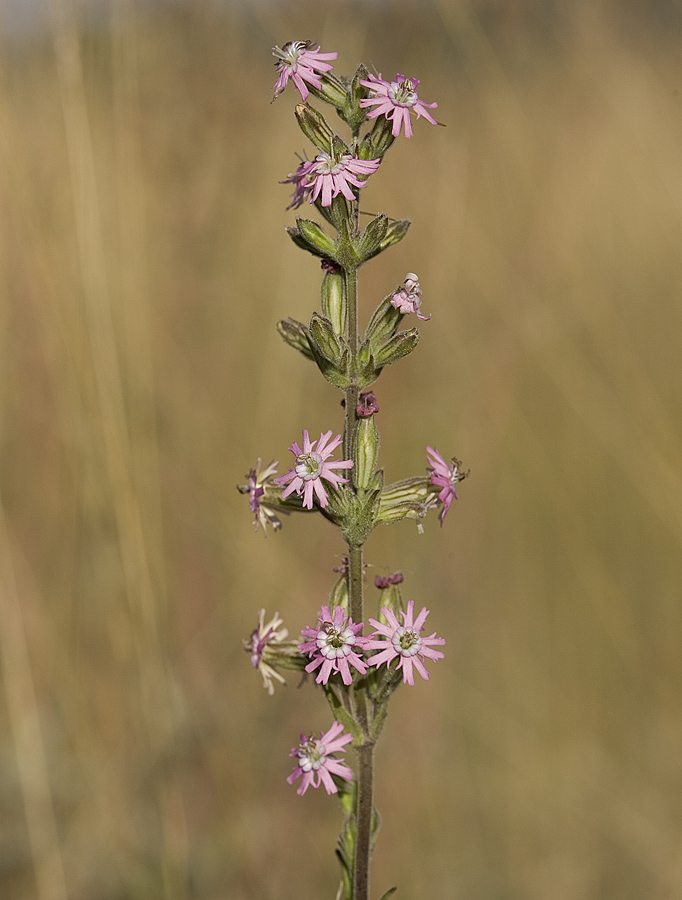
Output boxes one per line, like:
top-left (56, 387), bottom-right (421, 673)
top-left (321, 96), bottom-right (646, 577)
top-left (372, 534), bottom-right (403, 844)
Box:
top-left (1, 0), bottom-right (682, 897)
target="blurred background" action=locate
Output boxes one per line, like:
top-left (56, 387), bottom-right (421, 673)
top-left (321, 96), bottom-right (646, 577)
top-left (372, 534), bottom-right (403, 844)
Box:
top-left (2, 0), bottom-right (682, 897)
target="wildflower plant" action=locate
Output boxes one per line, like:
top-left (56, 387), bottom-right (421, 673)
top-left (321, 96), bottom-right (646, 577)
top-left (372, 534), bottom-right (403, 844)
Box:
top-left (240, 41), bottom-right (468, 900)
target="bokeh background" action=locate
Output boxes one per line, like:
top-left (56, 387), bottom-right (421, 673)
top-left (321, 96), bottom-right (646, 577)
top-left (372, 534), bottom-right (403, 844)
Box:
top-left (2, 0), bottom-right (682, 897)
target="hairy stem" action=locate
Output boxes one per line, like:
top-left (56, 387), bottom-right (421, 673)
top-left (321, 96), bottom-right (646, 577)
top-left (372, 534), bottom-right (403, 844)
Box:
top-left (354, 738), bottom-right (375, 900)
top-left (343, 259), bottom-right (373, 900)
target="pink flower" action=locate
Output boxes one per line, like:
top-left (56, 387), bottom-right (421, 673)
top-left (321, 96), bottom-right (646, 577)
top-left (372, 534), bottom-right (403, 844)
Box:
top-left (391, 273), bottom-right (430, 321)
top-left (287, 721), bottom-right (354, 796)
top-left (359, 73), bottom-right (438, 139)
top-left (238, 458), bottom-right (282, 534)
top-left (299, 604), bottom-right (369, 685)
top-left (281, 157), bottom-right (316, 209)
top-left (272, 41), bottom-right (337, 102)
top-left (426, 445), bottom-right (468, 525)
top-left (246, 609), bottom-right (289, 695)
top-left (307, 152), bottom-right (381, 207)
top-left (366, 600), bottom-right (445, 686)
top-left (277, 429), bottom-right (353, 509)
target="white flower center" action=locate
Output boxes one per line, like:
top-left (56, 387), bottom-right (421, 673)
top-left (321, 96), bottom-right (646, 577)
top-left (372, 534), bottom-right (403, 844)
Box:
top-left (317, 622), bottom-right (355, 658)
top-left (297, 736), bottom-right (325, 771)
top-left (392, 626), bottom-right (422, 658)
top-left (314, 152), bottom-right (352, 176)
top-left (275, 41), bottom-right (307, 70)
top-left (296, 450), bottom-right (323, 480)
top-left (388, 78), bottom-right (418, 108)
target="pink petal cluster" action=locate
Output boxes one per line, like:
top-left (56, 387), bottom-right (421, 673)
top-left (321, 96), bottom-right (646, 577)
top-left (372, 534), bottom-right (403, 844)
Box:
top-left (272, 41), bottom-right (337, 102)
top-left (307, 152), bottom-right (381, 207)
top-left (281, 157), bottom-right (316, 209)
top-left (299, 604), bottom-right (369, 685)
top-left (391, 273), bottom-right (430, 321)
top-left (359, 73), bottom-right (438, 138)
top-left (238, 458), bottom-right (282, 534)
top-left (287, 721), bottom-right (354, 795)
top-left (366, 600), bottom-right (445, 686)
top-left (426, 445), bottom-right (467, 525)
top-left (247, 609), bottom-right (288, 695)
top-left (277, 429), bottom-right (353, 509)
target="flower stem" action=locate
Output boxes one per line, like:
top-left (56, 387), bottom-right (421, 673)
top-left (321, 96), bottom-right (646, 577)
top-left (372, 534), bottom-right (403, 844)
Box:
top-left (343, 259), bottom-right (373, 900)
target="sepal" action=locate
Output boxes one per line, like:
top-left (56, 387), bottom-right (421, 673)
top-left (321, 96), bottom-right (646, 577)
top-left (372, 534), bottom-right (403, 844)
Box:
top-left (376, 217), bottom-right (411, 256)
top-left (356, 338), bottom-right (380, 390)
top-left (372, 328), bottom-right (420, 368)
top-left (353, 416), bottom-right (379, 491)
top-left (339, 63), bottom-right (370, 133)
top-left (355, 213), bottom-right (389, 264)
top-left (321, 268), bottom-right (346, 335)
top-left (377, 888), bottom-right (398, 900)
top-left (276, 318), bottom-right (314, 360)
top-left (294, 103), bottom-right (334, 154)
top-left (361, 218), bottom-right (412, 264)
top-left (295, 217), bottom-right (337, 258)
top-left (377, 476), bottom-right (433, 527)
top-left (365, 296), bottom-right (402, 346)
top-left (368, 114), bottom-right (397, 157)
top-left (308, 312), bottom-right (351, 389)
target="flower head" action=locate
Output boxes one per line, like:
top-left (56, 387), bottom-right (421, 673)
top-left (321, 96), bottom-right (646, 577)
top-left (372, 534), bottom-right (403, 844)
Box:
top-left (426, 446), bottom-right (469, 525)
top-left (366, 600), bottom-right (445, 686)
top-left (272, 41), bottom-right (337, 102)
top-left (357, 391), bottom-right (379, 417)
top-left (299, 604), bottom-right (369, 685)
top-left (244, 609), bottom-right (289, 695)
top-left (277, 429), bottom-right (353, 509)
top-left (391, 273), bottom-right (430, 321)
top-left (359, 72), bottom-right (438, 139)
top-left (306, 152), bottom-right (381, 208)
top-left (238, 458), bottom-right (282, 534)
top-left (374, 573), bottom-right (404, 590)
top-left (281, 157), bottom-right (316, 209)
top-left (287, 721), bottom-right (354, 795)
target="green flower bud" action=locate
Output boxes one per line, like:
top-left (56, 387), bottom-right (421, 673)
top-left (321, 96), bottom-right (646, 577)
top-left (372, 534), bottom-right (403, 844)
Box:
top-left (338, 63), bottom-right (370, 132)
top-left (368, 114), bottom-right (397, 157)
top-left (295, 218), bottom-right (337, 258)
top-left (375, 217), bottom-right (411, 256)
top-left (377, 476), bottom-right (435, 530)
top-left (365, 296), bottom-right (402, 346)
top-left (373, 328), bottom-right (420, 368)
top-left (307, 312), bottom-right (350, 389)
top-left (355, 213), bottom-right (389, 264)
top-left (294, 103), bottom-right (334, 154)
top-left (353, 415), bottom-right (379, 491)
top-left (320, 267), bottom-right (346, 334)
top-left (276, 317), bottom-right (314, 360)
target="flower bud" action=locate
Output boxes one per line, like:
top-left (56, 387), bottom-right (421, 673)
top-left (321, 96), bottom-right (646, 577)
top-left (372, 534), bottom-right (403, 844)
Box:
top-left (368, 114), bottom-right (397, 157)
top-left (307, 312), bottom-right (350, 389)
top-left (339, 63), bottom-right (371, 132)
top-left (353, 414), bottom-right (379, 491)
top-left (372, 328), bottom-right (420, 368)
top-left (295, 103), bottom-right (334, 154)
top-left (377, 476), bottom-right (432, 527)
top-left (374, 572), bottom-right (406, 620)
top-left (294, 218), bottom-right (337, 258)
top-left (377, 218), bottom-right (411, 255)
top-left (277, 317), bottom-right (314, 360)
top-left (320, 266), bottom-right (346, 335)
top-left (355, 213), bottom-right (389, 264)
top-left (364, 297), bottom-right (402, 346)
